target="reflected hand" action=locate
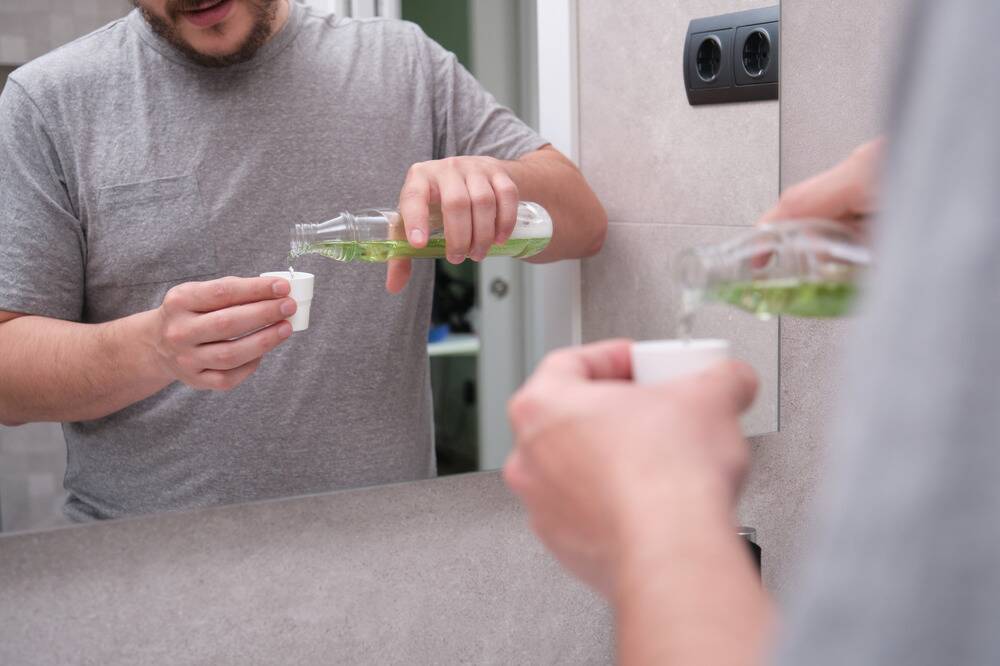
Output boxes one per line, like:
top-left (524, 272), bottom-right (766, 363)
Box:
top-left (151, 276), bottom-right (295, 391)
top-left (386, 156), bottom-right (520, 293)
top-left (503, 340), bottom-right (758, 599)
top-left (760, 137), bottom-right (885, 236)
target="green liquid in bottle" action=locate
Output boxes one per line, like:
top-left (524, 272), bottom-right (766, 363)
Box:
top-left (709, 279), bottom-right (858, 318)
top-left (297, 236), bottom-right (551, 262)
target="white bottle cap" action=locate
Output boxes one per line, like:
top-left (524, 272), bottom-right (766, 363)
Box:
top-left (260, 271), bottom-right (315, 332)
top-left (631, 338), bottom-right (730, 385)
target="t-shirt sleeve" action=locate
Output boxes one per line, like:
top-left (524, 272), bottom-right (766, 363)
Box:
top-left (773, 1), bottom-right (1000, 665)
top-left (0, 78), bottom-right (84, 321)
top-left (409, 24), bottom-right (549, 161)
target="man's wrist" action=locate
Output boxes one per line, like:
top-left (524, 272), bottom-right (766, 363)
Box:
top-left (612, 490), bottom-right (773, 666)
top-left (105, 309), bottom-right (175, 387)
top-left (613, 472), bottom-right (738, 602)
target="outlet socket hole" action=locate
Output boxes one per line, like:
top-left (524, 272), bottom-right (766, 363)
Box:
top-left (741, 28), bottom-right (771, 78)
top-left (696, 36), bottom-right (723, 82)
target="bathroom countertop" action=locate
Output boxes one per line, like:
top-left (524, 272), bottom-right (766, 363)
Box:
top-left (0, 471), bottom-right (612, 665)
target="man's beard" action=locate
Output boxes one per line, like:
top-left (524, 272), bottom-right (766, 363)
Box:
top-left (134, 0), bottom-right (281, 68)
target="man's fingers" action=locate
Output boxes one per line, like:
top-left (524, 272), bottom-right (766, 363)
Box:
top-left (386, 259), bottom-right (413, 294)
top-left (466, 172), bottom-right (497, 261)
top-left (535, 339), bottom-right (635, 383)
top-left (492, 172), bottom-right (519, 244)
top-left (198, 358), bottom-right (263, 392)
top-left (187, 298), bottom-right (296, 343)
top-left (399, 168), bottom-right (433, 248)
top-left (438, 169), bottom-right (472, 264)
top-left (775, 165), bottom-right (860, 222)
top-left (196, 321), bottom-right (292, 371)
top-left (170, 277), bottom-right (289, 314)
top-left (764, 165), bottom-right (854, 223)
top-left (760, 139), bottom-right (883, 225)
top-left (502, 449), bottom-right (530, 496)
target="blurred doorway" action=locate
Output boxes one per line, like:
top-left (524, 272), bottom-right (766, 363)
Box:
top-left (328, 0), bottom-right (539, 474)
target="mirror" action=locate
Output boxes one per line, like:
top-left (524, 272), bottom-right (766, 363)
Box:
top-left (0, 0), bottom-right (779, 536)
top-left (0, 0), bottom-right (547, 534)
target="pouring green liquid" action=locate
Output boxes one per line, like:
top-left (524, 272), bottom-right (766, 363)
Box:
top-left (293, 236), bottom-right (551, 263)
top-left (707, 278), bottom-right (858, 318)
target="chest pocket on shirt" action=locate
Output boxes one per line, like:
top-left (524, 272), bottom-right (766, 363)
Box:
top-left (92, 175), bottom-right (218, 287)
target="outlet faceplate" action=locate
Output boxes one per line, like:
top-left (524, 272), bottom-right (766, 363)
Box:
top-left (684, 6), bottom-right (779, 105)
top-left (689, 29), bottom-right (734, 90)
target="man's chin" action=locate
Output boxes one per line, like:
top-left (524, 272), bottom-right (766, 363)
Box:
top-left (185, 40), bottom-right (246, 59)
top-left (138, 0), bottom-right (278, 68)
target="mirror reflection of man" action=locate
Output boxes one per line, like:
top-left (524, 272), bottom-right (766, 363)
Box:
top-left (0, 0), bottom-right (606, 522)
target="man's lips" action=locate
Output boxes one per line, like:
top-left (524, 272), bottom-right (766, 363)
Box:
top-left (180, 0), bottom-right (235, 28)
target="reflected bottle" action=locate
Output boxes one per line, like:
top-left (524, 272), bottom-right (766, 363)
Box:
top-left (675, 219), bottom-right (871, 319)
top-left (290, 202), bottom-right (553, 262)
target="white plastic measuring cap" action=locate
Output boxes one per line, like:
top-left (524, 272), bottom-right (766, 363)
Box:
top-left (260, 271), bottom-right (315, 332)
top-left (631, 338), bottom-right (730, 385)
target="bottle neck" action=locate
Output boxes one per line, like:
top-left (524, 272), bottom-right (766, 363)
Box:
top-left (290, 223), bottom-right (314, 258)
top-left (675, 246), bottom-right (731, 317)
top-left (290, 212), bottom-right (357, 259)
top-left (676, 246), bottom-right (726, 290)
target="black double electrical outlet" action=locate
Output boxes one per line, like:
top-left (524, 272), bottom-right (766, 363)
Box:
top-left (684, 5), bottom-right (779, 105)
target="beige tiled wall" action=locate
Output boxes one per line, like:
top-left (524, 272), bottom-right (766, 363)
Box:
top-left (738, 0), bottom-right (907, 592)
top-left (0, 0), bottom-right (130, 65)
top-left (577, 0), bottom-right (908, 591)
top-left (578, 0), bottom-right (781, 435)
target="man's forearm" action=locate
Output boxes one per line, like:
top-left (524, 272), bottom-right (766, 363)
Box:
top-left (615, 491), bottom-right (775, 666)
top-left (0, 310), bottom-right (172, 424)
top-left (507, 147), bottom-right (607, 261)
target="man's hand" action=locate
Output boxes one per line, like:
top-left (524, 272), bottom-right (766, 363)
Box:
top-left (760, 137), bottom-right (885, 235)
top-left (387, 155), bottom-right (520, 293)
top-left (150, 276), bottom-right (296, 391)
top-left (503, 339), bottom-right (758, 600)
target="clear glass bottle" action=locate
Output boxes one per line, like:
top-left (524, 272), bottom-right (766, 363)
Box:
top-left (290, 202), bottom-right (553, 262)
top-left (675, 219), bottom-right (872, 319)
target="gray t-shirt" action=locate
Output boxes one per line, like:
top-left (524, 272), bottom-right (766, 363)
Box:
top-left (0, 2), bottom-right (545, 521)
top-left (775, 0), bottom-right (1000, 663)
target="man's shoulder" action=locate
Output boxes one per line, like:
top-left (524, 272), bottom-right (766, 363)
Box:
top-left (9, 16), bottom-right (133, 107)
top-left (299, 9), bottom-right (427, 51)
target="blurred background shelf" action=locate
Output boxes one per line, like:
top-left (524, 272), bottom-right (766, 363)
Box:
top-left (428, 334), bottom-right (480, 357)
